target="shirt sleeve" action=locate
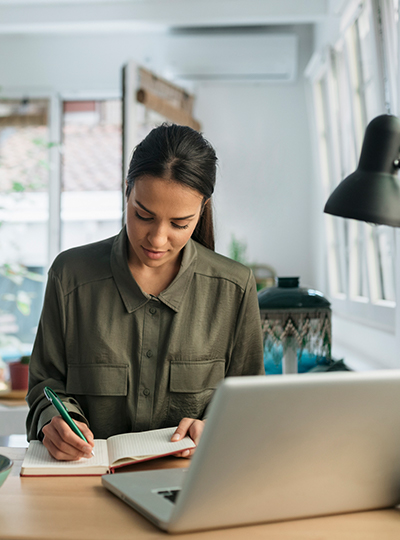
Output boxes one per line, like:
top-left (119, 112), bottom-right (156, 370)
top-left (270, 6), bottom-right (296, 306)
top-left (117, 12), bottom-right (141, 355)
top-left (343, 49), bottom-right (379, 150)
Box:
top-left (25, 268), bottom-right (88, 441)
top-left (202, 269), bottom-right (265, 420)
top-left (225, 269), bottom-right (265, 377)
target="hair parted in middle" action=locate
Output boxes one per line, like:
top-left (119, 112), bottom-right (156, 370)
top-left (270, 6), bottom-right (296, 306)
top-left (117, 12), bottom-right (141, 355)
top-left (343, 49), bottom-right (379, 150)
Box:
top-left (126, 123), bottom-right (218, 251)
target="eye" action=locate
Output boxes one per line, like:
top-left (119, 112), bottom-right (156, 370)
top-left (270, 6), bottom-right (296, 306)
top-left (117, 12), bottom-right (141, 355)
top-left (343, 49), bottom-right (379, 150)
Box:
top-left (135, 211), bottom-right (153, 222)
top-left (172, 222), bottom-right (189, 230)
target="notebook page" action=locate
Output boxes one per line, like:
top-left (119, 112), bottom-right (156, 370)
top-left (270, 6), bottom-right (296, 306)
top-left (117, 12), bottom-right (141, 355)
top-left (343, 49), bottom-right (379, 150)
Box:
top-left (107, 427), bottom-right (196, 466)
top-left (22, 440), bottom-right (109, 470)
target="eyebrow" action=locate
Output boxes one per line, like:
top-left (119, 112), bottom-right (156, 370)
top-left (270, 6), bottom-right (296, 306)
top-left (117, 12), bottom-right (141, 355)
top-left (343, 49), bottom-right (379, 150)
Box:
top-left (135, 199), bottom-right (197, 221)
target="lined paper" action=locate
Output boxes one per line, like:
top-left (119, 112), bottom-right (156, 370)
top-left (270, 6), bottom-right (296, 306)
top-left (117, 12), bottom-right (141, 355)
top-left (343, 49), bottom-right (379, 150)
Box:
top-left (22, 440), bottom-right (109, 469)
top-left (107, 427), bottom-right (195, 466)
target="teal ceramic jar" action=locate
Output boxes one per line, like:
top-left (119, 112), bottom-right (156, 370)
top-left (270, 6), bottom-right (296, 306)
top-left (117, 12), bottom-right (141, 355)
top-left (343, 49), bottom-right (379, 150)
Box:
top-left (258, 277), bottom-right (331, 375)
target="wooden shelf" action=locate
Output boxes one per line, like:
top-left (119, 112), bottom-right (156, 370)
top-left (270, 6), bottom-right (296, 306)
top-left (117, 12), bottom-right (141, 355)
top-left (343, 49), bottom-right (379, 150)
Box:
top-left (0, 389), bottom-right (27, 400)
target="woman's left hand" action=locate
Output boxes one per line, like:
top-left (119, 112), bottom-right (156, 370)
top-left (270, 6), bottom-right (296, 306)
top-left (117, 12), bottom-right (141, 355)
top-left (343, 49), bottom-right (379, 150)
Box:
top-left (171, 417), bottom-right (205, 458)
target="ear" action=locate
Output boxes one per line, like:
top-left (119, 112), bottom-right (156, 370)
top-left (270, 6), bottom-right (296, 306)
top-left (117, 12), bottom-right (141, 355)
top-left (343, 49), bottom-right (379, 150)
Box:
top-left (125, 180), bottom-right (131, 199)
top-left (201, 198), bottom-right (210, 213)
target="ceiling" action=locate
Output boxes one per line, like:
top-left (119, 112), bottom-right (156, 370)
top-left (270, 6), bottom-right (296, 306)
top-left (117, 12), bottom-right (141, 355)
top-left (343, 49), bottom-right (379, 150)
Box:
top-left (0, 0), bottom-right (331, 34)
top-left (0, 1), bottom-right (344, 84)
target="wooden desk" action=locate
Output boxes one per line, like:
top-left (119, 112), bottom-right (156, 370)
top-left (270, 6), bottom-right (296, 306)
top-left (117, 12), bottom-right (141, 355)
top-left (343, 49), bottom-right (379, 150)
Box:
top-left (1, 447), bottom-right (400, 540)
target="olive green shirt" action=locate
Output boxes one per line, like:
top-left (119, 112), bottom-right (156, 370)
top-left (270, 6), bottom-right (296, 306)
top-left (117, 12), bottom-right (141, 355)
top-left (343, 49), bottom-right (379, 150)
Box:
top-left (26, 228), bottom-right (264, 440)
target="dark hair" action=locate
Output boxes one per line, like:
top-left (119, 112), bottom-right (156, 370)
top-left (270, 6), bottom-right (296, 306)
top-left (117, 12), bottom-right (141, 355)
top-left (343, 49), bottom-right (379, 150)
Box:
top-left (126, 123), bottom-right (217, 251)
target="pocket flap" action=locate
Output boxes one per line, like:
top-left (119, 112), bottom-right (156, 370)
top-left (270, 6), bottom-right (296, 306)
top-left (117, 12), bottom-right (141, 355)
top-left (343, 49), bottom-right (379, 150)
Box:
top-left (66, 364), bottom-right (128, 396)
top-left (170, 359), bottom-right (225, 394)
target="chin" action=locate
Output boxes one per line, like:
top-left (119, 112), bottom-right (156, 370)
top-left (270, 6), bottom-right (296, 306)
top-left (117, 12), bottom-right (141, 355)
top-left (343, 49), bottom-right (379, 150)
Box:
top-left (143, 256), bottom-right (169, 267)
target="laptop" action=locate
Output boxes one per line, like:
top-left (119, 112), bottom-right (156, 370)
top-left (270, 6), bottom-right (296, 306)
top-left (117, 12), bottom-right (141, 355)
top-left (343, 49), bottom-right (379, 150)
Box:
top-left (102, 370), bottom-right (400, 533)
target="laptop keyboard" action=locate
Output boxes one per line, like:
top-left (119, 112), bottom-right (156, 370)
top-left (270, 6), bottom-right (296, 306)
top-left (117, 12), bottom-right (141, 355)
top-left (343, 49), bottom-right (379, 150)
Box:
top-left (157, 489), bottom-right (181, 503)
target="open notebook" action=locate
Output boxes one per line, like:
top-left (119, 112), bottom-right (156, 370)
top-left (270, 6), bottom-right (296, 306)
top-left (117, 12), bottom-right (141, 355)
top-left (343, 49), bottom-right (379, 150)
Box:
top-left (20, 427), bottom-right (195, 476)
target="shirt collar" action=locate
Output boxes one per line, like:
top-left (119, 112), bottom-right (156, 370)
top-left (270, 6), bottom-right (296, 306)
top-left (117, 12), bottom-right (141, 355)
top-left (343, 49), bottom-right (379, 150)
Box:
top-left (111, 227), bottom-right (197, 313)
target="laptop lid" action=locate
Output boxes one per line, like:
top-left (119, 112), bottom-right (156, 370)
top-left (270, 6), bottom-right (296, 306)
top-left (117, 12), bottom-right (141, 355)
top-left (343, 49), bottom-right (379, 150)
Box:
top-left (104, 370), bottom-right (400, 533)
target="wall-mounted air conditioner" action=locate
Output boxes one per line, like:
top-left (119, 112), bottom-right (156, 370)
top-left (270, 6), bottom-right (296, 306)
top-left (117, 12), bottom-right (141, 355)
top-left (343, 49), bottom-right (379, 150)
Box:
top-left (162, 33), bottom-right (298, 82)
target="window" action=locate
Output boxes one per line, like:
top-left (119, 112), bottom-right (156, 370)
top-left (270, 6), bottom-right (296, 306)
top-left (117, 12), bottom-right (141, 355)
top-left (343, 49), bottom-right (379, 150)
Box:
top-left (0, 98), bottom-right (51, 355)
top-left (307, 0), bottom-right (397, 330)
top-left (0, 96), bottom-right (124, 358)
top-left (61, 100), bottom-right (123, 251)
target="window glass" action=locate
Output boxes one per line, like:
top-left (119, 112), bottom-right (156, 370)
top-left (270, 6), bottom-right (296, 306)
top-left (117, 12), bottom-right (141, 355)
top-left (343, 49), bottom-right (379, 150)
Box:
top-left (367, 0), bottom-right (397, 303)
top-left (376, 225), bottom-right (395, 302)
top-left (0, 98), bottom-right (49, 357)
top-left (348, 220), bottom-right (369, 300)
top-left (314, 79), bottom-right (344, 296)
top-left (314, 81), bottom-right (331, 192)
top-left (344, 24), bottom-right (366, 152)
top-left (60, 100), bottom-right (123, 251)
top-left (378, 0), bottom-right (398, 113)
top-left (343, 17), bottom-right (369, 302)
top-left (331, 47), bottom-right (359, 177)
top-left (357, 1), bottom-right (382, 120)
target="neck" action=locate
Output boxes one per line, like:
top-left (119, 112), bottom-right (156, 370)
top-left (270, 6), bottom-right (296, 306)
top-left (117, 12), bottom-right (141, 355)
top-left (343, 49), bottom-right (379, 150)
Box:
top-left (128, 250), bottom-right (182, 296)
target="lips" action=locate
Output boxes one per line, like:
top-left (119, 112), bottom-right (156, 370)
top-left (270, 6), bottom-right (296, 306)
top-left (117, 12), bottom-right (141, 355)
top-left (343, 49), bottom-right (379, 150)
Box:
top-left (142, 247), bottom-right (167, 260)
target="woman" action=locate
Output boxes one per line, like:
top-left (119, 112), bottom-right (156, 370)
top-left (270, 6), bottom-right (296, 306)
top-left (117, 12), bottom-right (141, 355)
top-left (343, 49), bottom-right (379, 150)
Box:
top-left (26, 124), bottom-right (264, 460)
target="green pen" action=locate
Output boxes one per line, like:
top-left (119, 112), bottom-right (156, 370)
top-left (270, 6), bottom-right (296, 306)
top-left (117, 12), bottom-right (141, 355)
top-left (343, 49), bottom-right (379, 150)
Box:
top-left (43, 386), bottom-right (95, 457)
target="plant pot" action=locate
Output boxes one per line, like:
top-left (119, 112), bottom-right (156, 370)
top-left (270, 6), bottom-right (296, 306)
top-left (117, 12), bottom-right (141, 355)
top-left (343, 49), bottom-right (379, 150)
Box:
top-left (9, 362), bottom-right (29, 391)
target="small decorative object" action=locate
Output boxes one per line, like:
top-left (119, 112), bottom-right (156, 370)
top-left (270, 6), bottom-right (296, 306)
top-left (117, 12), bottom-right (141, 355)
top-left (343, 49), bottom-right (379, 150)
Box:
top-left (8, 355), bottom-right (30, 391)
top-left (0, 455), bottom-right (13, 488)
top-left (258, 277), bottom-right (331, 375)
top-left (251, 264), bottom-right (276, 291)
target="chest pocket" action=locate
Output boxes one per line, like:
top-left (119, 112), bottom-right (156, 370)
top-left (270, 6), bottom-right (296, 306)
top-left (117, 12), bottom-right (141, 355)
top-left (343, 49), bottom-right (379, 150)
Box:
top-left (66, 364), bottom-right (129, 439)
top-left (66, 364), bottom-right (128, 396)
top-left (168, 359), bottom-right (225, 423)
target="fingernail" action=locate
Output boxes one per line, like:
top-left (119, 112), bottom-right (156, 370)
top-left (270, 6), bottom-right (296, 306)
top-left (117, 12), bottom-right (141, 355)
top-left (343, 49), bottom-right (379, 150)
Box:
top-left (182, 449), bottom-right (190, 457)
top-left (171, 434), bottom-right (180, 441)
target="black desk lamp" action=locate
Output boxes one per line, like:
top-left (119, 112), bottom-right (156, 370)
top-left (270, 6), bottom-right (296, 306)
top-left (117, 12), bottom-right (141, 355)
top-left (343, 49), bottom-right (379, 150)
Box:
top-left (324, 114), bottom-right (400, 226)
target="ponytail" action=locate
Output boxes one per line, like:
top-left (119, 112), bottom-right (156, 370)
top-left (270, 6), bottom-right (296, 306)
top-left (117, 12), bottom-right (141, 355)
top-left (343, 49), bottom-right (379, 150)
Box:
top-left (192, 200), bottom-right (214, 251)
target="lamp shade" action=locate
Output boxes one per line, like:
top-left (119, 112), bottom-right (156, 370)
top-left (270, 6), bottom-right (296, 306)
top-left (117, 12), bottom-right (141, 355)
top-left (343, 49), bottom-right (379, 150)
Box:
top-left (324, 115), bottom-right (400, 227)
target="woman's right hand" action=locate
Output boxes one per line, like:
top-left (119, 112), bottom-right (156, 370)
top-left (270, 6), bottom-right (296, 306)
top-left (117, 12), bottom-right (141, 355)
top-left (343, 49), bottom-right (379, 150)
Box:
top-left (41, 415), bottom-right (95, 461)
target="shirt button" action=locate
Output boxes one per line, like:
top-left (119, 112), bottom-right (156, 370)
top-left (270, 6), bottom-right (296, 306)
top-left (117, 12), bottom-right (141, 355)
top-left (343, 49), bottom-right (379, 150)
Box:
top-left (143, 388), bottom-right (150, 396)
top-left (149, 307), bottom-right (157, 314)
top-left (146, 350), bottom-right (153, 358)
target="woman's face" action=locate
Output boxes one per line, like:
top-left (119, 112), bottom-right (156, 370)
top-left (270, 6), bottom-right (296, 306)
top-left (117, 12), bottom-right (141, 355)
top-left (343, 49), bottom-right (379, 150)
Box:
top-left (126, 176), bottom-right (204, 271)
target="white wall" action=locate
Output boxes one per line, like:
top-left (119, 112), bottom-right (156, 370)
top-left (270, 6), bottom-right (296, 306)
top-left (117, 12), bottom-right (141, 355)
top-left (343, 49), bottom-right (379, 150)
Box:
top-left (0, 25), bottom-right (316, 287)
top-left (0, 33), bottom-right (152, 94)
top-left (196, 27), bottom-right (314, 284)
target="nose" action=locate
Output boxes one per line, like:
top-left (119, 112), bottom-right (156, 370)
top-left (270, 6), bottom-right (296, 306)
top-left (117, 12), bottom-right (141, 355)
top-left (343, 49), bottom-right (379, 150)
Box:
top-left (147, 222), bottom-right (168, 249)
